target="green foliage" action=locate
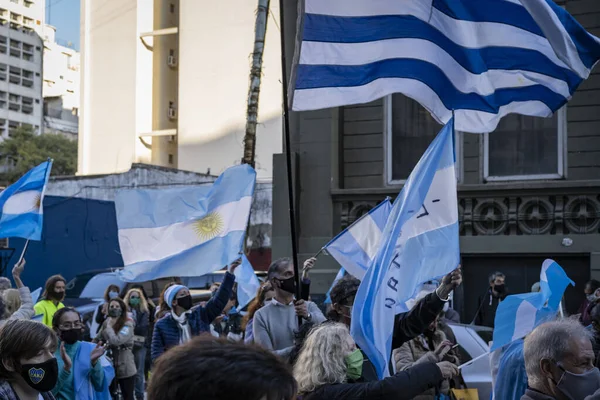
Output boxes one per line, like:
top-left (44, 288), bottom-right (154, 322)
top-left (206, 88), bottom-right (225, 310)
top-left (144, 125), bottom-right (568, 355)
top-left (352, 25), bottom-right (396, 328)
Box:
top-left (0, 126), bottom-right (77, 185)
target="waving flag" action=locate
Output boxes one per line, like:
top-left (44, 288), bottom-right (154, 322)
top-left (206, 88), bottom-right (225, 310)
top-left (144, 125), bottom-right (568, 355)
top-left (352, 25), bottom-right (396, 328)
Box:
top-left (235, 255), bottom-right (261, 310)
top-left (324, 268), bottom-right (346, 304)
top-left (491, 259), bottom-right (573, 351)
top-left (116, 165), bottom-right (256, 282)
top-left (290, 0), bottom-right (600, 133)
top-left (324, 199), bottom-right (392, 280)
top-left (0, 160), bottom-right (52, 240)
top-left (351, 118), bottom-right (459, 379)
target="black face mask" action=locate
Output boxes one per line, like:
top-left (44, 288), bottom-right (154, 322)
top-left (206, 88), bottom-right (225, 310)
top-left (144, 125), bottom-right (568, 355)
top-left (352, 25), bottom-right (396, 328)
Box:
top-left (276, 276), bottom-right (296, 295)
top-left (494, 284), bottom-right (506, 294)
top-left (50, 290), bottom-right (65, 301)
top-left (177, 295), bottom-right (193, 311)
top-left (60, 329), bottom-right (81, 345)
top-left (21, 357), bottom-right (59, 392)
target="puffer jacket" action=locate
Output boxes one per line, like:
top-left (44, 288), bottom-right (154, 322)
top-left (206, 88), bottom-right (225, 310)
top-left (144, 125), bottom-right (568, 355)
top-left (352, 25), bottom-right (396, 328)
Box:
top-left (151, 272), bottom-right (235, 362)
top-left (393, 330), bottom-right (459, 400)
top-left (0, 287), bottom-right (34, 328)
top-left (301, 362), bottom-right (443, 400)
top-left (99, 318), bottom-right (137, 379)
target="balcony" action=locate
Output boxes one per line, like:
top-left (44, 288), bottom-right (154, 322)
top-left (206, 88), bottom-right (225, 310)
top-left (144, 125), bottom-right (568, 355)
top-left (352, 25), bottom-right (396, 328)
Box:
top-left (21, 77), bottom-right (32, 87)
top-left (24, 0), bottom-right (33, 7)
top-left (8, 75), bottom-right (19, 84)
top-left (0, 73), bottom-right (6, 82)
top-left (9, 48), bottom-right (19, 58)
top-left (0, 101), bottom-right (6, 109)
top-left (22, 52), bottom-right (32, 61)
top-left (21, 104), bottom-right (32, 114)
top-left (0, 45), bottom-right (6, 54)
top-left (8, 102), bottom-right (19, 111)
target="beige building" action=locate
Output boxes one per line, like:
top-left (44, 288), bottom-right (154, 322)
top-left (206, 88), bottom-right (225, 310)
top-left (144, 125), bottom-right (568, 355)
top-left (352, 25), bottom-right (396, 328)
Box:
top-left (79, 0), bottom-right (283, 180)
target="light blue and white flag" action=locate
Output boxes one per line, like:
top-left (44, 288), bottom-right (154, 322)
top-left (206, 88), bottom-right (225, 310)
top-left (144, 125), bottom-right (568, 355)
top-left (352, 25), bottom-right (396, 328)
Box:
top-left (324, 199), bottom-right (392, 280)
top-left (491, 259), bottom-right (573, 351)
top-left (324, 268), bottom-right (346, 304)
top-left (235, 255), bottom-right (261, 310)
top-left (0, 160), bottom-right (52, 241)
top-left (30, 287), bottom-right (42, 305)
top-left (290, 0), bottom-right (600, 133)
top-left (351, 118), bottom-right (459, 379)
top-left (116, 164), bottom-right (256, 282)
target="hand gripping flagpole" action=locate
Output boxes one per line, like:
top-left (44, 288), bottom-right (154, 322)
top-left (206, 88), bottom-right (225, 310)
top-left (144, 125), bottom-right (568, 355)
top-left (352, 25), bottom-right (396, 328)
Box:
top-left (277, 0), bottom-right (303, 313)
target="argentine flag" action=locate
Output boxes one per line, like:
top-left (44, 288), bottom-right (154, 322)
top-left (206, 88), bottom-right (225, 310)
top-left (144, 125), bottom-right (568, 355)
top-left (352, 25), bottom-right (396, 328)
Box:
top-left (0, 160), bottom-right (52, 241)
top-left (290, 0), bottom-right (600, 133)
top-left (116, 164), bottom-right (256, 282)
top-left (324, 199), bottom-right (392, 280)
top-left (491, 259), bottom-right (573, 351)
top-left (351, 118), bottom-right (459, 379)
top-left (234, 255), bottom-right (261, 310)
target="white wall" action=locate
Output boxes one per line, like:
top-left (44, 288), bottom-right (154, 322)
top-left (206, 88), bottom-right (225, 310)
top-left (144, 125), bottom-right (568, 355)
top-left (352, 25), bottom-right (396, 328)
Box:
top-left (177, 0), bottom-right (282, 180)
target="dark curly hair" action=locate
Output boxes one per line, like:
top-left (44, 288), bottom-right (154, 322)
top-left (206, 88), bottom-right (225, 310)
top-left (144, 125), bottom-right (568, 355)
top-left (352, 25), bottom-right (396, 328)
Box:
top-left (327, 275), bottom-right (360, 322)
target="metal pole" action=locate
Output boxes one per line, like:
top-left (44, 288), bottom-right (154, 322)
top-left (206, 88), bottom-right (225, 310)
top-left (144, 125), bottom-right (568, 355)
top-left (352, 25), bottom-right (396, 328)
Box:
top-left (277, 0), bottom-right (301, 303)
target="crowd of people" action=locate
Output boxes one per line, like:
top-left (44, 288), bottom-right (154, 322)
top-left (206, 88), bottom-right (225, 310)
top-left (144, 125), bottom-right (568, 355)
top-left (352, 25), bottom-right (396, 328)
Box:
top-left (1, 256), bottom-right (600, 400)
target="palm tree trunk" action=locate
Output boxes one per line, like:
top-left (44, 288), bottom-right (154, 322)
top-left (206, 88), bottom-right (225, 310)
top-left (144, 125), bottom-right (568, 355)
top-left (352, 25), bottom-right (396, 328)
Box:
top-left (242, 0), bottom-right (270, 168)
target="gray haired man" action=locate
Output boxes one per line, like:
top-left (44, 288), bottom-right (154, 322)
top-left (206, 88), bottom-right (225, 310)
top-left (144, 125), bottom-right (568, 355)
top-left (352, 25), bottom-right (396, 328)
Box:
top-left (522, 319), bottom-right (600, 400)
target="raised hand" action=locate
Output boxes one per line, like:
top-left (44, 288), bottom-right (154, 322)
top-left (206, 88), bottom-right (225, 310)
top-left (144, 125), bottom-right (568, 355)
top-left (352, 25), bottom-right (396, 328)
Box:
top-left (90, 341), bottom-right (106, 366)
top-left (437, 267), bottom-right (463, 300)
top-left (302, 257), bottom-right (317, 280)
top-left (60, 342), bottom-right (72, 373)
top-left (12, 259), bottom-right (25, 288)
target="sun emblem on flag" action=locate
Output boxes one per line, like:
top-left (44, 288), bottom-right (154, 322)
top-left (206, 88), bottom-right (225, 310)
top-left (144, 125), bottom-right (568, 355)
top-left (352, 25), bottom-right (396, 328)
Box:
top-left (34, 193), bottom-right (41, 210)
top-left (193, 212), bottom-right (224, 241)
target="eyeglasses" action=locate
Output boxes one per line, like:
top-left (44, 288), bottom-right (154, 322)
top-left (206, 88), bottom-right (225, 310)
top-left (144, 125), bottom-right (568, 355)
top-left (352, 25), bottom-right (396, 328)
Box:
top-left (59, 322), bottom-right (82, 330)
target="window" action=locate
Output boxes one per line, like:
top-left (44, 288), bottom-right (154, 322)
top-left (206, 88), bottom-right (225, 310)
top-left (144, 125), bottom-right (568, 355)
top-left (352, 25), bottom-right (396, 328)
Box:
top-left (170, 3), bottom-right (175, 13)
top-left (385, 94), bottom-right (461, 185)
top-left (483, 108), bottom-right (566, 181)
top-left (168, 154), bottom-right (174, 164)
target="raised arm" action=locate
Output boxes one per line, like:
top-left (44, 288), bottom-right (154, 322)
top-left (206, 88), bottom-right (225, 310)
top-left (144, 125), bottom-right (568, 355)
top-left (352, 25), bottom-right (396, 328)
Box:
top-left (199, 272), bottom-right (235, 324)
top-left (10, 259), bottom-right (34, 320)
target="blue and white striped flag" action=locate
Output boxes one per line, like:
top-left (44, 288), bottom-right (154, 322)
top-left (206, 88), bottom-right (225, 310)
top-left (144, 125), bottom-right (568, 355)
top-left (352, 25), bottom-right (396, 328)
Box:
top-left (324, 268), bottom-right (346, 304)
top-left (116, 165), bottom-right (256, 282)
top-left (290, 0), bottom-right (600, 133)
top-left (491, 259), bottom-right (573, 351)
top-left (0, 160), bottom-right (52, 241)
top-left (324, 199), bottom-right (392, 280)
top-left (234, 255), bottom-right (261, 310)
top-left (351, 118), bottom-right (460, 379)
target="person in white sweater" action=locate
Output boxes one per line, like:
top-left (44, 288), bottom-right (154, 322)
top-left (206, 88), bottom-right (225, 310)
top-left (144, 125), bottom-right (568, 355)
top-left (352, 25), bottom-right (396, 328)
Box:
top-left (0, 258), bottom-right (35, 327)
top-left (253, 257), bottom-right (326, 359)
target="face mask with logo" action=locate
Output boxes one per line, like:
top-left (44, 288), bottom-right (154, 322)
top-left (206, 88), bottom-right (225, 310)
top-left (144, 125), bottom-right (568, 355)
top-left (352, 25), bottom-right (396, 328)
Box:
top-left (108, 291), bottom-right (119, 300)
top-left (108, 308), bottom-right (122, 318)
top-left (129, 298), bottom-right (141, 307)
top-left (345, 349), bottom-right (364, 381)
top-left (60, 329), bottom-right (82, 345)
top-left (276, 276), bottom-right (296, 295)
top-left (21, 357), bottom-right (59, 392)
top-left (554, 364), bottom-right (600, 400)
top-left (177, 295), bottom-right (193, 311)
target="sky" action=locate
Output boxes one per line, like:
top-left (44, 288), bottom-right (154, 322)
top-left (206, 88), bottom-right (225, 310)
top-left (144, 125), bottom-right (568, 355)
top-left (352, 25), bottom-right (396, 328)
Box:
top-left (46, 0), bottom-right (80, 51)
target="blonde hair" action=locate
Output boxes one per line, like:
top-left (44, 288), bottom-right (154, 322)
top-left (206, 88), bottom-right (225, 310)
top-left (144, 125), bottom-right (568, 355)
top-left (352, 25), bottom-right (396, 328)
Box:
top-left (124, 288), bottom-right (149, 314)
top-left (3, 289), bottom-right (21, 318)
top-left (293, 323), bottom-right (354, 394)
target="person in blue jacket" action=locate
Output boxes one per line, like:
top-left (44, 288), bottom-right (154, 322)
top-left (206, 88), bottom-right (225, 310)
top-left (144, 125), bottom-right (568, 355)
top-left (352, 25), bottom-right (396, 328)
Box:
top-left (52, 307), bottom-right (115, 400)
top-left (151, 263), bottom-right (238, 362)
top-left (493, 339), bottom-right (527, 400)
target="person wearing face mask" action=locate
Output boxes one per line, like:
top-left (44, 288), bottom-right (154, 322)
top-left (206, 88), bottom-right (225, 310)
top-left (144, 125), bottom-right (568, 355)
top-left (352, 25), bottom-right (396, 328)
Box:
top-left (0, 319), bottom-right (59, 400)
top-left (521, 318), bottom-right (600, 400)
top-left (580, 280), bottom-right (600, 327)
top-left (242, 282), bottom-right (275, 344)
top-left (51, 308), bottom-right (114, 400)
top-left (96, 298), bottom-right (136, 400)
top-left (253, 258), bottom-right (326, 358)
top-left (34, 275), bottom-right (67, 328)
top-left (151, 263), bottom-right (237, 362)
top-left (394, 312), bottom-right (460, 400)
top-left (474, 271), bottom-right (507, 328)
top-left (95, 285), bottom-right (121, 329)
top-left (294, 322), bottom-right (458, 400)
top-left (123, 289), bottom-right (149, 400)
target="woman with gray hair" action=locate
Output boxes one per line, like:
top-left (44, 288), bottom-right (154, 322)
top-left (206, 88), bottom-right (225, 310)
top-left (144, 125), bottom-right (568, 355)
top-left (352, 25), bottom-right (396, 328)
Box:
top-left (293, 322), bottom-right (457, 400)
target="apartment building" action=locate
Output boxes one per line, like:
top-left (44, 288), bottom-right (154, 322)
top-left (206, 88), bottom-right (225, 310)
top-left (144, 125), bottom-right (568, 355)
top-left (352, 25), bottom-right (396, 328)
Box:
top-left (79, 0), bottom-right (282, 180)
top-left (0, 0), bottom-right (44, 137)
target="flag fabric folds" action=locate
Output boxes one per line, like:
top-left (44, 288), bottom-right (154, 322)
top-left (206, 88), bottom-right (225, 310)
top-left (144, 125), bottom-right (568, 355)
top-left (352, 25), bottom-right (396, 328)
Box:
top-left (116, 164), bottom-right (256, 282)
top-left (491, 259), bottom-right (574, 351)
top-left (0, 160), bottom-right (52, 241)
top-left (323, 199), bottom-right (392, 280)
top-left (235, 255), bottom-right (261, 310)
top-left (351, 118), bottom-right (460, 379)
top-left (290, 0), bottom-right (600, 133)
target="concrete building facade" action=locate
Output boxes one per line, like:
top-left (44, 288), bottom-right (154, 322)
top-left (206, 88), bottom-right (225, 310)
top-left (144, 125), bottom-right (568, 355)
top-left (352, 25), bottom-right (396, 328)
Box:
top-left (273, 0), bottom-right (600, 314)
top-left (79, 0), bottom-right (283, 180)
top-left (0, 0), bottom-right (44, 137)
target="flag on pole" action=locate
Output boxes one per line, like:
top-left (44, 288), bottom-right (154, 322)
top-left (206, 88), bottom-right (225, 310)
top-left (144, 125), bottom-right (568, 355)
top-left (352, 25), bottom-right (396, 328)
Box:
top-left (116, 165), bottom-right (256, 282)
top-left (323, 199), bottom-right (392, 280)
top-left (235, 255), bottom-right (261, 310)
top-left (0, 160), bottom-right (52, 240)
top-left (351, 118), bottom-right (459, 379)
top-left (491, 259), bottom-right (573, 351)
top-left (289, 0), bottom-right (600, 133)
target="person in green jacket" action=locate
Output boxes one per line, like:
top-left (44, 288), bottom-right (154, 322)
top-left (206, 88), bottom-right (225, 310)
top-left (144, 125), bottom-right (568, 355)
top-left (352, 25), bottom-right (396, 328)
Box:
top-left (34, 275), bottom-right (66, 327)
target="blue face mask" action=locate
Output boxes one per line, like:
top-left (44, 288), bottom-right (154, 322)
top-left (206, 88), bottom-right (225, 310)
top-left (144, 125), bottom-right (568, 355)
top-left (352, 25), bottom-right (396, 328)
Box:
top-left (108, 291), bottom-right (119, 299)
top-left (555, 364), bottom-right (600, 400)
